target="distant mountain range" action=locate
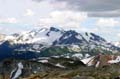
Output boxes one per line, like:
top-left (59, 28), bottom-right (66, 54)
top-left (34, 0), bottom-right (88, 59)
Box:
top-left (0, 27), bottom-right (119, 60)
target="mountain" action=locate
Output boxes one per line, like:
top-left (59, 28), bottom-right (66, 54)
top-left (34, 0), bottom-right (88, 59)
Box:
top-left (0, 27), bottom-right (120, 79)
top-left (6, 27), bottom-right (63, 45)
top-left (4, 27), bottom-right (104, 45)
top-left (0, 27), bottom-right (119, 60)
top-left (81, 54), bottom-right (120, 68)
top-left (1, 55), bottom-right (120, 79)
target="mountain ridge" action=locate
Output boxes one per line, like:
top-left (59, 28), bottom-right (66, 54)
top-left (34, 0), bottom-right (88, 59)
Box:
top-left (0, 26), bottom-right (119, 60)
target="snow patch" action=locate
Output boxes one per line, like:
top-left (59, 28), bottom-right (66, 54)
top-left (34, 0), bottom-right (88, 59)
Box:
top-left (39, 60), bottom-right (48, 63)
top-left (10, 62), bottom-right (23, 79)
top-left (72, 53), bottom-right (83, 59)
top-left (81, 56), bottom-right (95, 66)
top-left (55, 63), bottom-right (65, 68)
top-left (108, 56), bottom-right (120, 64)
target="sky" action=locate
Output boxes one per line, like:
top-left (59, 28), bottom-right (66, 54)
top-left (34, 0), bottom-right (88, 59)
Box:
top-left (0, 0), bottom-right (120, 42)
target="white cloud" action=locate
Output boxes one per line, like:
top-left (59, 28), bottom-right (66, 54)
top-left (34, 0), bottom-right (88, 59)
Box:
top-left (0, 27), bottom-right (3, 30)
top-left (0, 17), bottom-right (17, 23)
top-left (38, 10), bottom-right (87, 29)
top-left (95, 18), bottom-right (120, 34)
top-left (76, 27), bottom-right (98, 33)
top-left (117, 33), bottom-right (120, 37)
top-left (96, 18), bottom-right (119, 27)
top-left (24, 9), bottom-right (34, 16)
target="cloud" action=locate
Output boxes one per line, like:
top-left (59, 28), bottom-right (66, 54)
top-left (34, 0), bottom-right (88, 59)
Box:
top-left (54, 0), bottom-right (120, 11)
top-left (33, 0), bottom-right (120, 17)
top-left (0, 27), bottom-right (3, 30)
top-left (54, 0), bottom-right (120, 17)
top-left (38, 10), bottom-right (87, 29)
top-left (76, 27), bottom-right (98, 33)
top-left (91, 18), bottom-right (120, 41)
top-left (95, 18), bottom-right (120, 35)
top-left (0, 17), bottom-right (18, 23)
top-left (88, 11), bottom-right (120, 17)
top-left (117, 33), bottom-right (120, 37)
top-left (24, 9), bottom-right (34, 16)
top-left (32, 0), bottom-right (44, 2)
top-left (96, 18), bottom-right (119, 27)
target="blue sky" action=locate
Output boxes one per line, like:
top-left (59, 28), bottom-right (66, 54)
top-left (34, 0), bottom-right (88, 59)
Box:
top-left (0, 0), bottom-right (120, 42)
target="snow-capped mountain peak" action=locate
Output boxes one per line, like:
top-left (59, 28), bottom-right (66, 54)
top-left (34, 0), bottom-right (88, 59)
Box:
top-left (6, 27), bottom-right (63, 45)
top-left (0, 26), bottom-right (120, 61)
top-left (2, 27), bottom-right (116, 46)
top-left (1, 26), bottom-right (119, 55)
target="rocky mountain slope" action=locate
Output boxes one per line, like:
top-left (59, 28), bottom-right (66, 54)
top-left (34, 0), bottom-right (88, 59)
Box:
top-left (0, 55), bottom-right (120, 79)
